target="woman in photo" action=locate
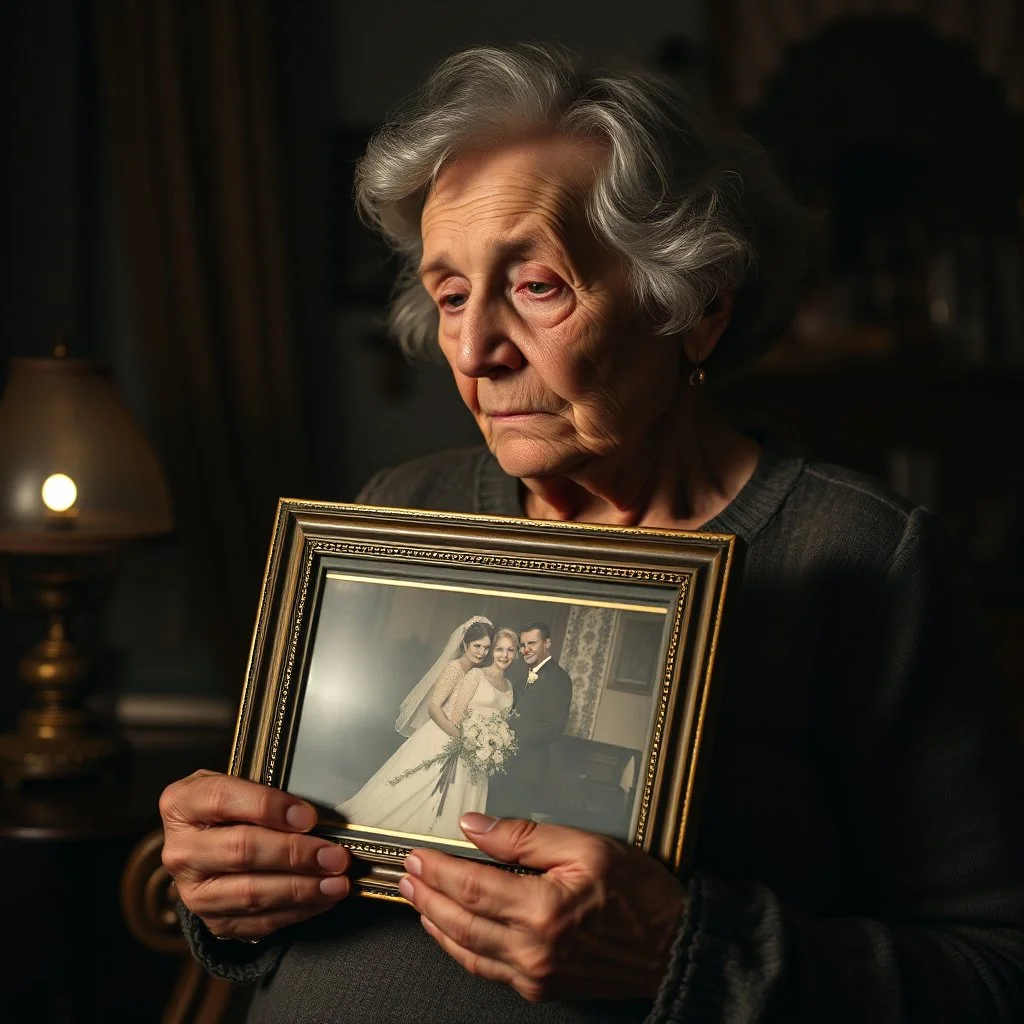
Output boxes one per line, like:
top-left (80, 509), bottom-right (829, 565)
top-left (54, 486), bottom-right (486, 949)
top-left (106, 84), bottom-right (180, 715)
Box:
top-left (334, 616), bottom-right (503, 837)
top-left (474, 626), bottom-right (518, 705)
top-left (452, 625), bottom-right (519, 812)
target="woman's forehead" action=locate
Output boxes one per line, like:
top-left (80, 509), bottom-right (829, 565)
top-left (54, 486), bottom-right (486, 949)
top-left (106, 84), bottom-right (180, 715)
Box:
top-left (421, 137), bottom-right (603, 257)
top-left (431, 134), bottom-right (603, 198)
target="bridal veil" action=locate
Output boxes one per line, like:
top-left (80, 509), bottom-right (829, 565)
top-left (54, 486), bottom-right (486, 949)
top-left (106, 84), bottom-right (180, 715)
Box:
top-left (393, 615), bottom-right (493, 737)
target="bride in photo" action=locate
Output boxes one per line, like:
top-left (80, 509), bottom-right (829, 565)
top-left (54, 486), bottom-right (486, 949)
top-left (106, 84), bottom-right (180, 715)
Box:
top-left (335, 616), bottom-right (514, 838)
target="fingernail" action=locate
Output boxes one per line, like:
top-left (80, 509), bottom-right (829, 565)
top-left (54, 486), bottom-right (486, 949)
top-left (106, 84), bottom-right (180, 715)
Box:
top-left (320, 875), bottom-right (349, 897)
top-left (404, 853), bottom-right (422, 877)
top-left (460, 812), bottom-right (499, 834)
top-left (398, 875), bottom-right (415, 901)
top-left (286, 804), bottom-right (317, 831)
top-left (317, 846), bottom-right (348, 873)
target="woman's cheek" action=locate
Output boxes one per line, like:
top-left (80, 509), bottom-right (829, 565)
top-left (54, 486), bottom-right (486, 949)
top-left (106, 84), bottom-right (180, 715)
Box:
top-left (517, 292), bottom-right (575, 331)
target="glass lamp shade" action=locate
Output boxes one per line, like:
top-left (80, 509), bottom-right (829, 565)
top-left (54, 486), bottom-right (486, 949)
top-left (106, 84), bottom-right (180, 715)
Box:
top-left (0, 354), bottom-right (173, 554)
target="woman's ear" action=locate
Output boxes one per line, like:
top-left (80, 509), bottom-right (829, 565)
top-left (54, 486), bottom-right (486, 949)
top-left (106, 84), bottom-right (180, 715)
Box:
top-left (682, 290), bottom-right (735, 366)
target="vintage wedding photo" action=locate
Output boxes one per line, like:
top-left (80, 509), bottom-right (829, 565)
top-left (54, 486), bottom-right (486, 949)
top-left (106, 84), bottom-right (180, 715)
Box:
top-left (284, 566), bottom-right (673, 853)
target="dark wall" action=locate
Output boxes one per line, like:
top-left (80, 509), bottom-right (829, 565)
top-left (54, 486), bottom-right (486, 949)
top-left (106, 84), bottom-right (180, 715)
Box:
top-left (0, 1), bottom-right (100, 368)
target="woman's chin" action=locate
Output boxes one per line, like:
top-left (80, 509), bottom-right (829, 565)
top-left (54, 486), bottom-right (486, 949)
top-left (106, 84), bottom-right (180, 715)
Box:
top-left (490, 433), bottom-right (586, 481)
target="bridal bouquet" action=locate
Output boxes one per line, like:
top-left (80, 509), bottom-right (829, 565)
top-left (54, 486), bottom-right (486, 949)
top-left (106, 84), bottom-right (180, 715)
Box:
top-left (388, 708), bottom-right (519, 819)
top-left (456, 707), bottom-right (519, 784)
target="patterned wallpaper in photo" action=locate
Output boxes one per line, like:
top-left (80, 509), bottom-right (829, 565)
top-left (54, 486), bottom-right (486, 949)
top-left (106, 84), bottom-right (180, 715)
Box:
top-left (561, 605), bottom-right (616, 739)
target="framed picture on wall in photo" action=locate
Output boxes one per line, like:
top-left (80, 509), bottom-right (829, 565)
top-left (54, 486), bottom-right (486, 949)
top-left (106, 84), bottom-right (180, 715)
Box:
top-left (228, 499), bottom-right (736, 901)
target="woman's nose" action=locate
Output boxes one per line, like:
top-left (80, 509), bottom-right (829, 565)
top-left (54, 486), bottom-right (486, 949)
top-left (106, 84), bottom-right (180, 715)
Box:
top-left (455, 296), bottom-right (523, 377)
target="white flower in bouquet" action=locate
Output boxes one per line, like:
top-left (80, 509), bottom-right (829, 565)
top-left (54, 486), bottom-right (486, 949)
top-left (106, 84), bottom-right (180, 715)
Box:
top-left (387, 707), bottom-right (519, 796)
top-left (457, 707), bottom-right (519, 785)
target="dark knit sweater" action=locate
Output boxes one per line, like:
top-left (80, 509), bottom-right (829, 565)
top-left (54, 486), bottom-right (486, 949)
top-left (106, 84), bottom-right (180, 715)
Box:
top-left (182, 443), bottom-right (1024, 1022)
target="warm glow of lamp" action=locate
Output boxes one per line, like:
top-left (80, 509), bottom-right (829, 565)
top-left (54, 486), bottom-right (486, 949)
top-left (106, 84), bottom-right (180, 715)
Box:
top-left (0, 348), bottom-right (172, 551)
top-left (0, 345), bottom-right (174, 784)
top-left (41, 473), bottom-right (78, 514)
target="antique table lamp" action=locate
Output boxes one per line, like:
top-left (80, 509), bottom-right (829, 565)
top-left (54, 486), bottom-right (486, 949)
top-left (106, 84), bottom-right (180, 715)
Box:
top-left (0, 346), bottom-right (173, 785)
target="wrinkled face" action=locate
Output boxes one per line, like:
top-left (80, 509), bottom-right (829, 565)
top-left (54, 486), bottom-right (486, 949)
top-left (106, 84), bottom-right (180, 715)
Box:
top-left (418, 136), bottom-right (682, 480)
top-left (465, 636), bottom-right (491, 665)
top-left (519, 628), bottom-right (550, 667)
top-left (491, 634), bottom-right (517, 670)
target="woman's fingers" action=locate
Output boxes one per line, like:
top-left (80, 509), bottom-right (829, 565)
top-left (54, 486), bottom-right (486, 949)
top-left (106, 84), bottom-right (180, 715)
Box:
top-left (185, 869), bottom-right (351, 921)
top-left (401, 872), bottom-right (511, 959)
top-left (402, 858), bottom-right (563, 987)
top-left (157, 770), bottom-right (356, 945)
top-left (419, 915), bottom-right (522, 991)
top-left (160, 770), bottom-right (318, 832)
top-left (163, 822), bottom-right (349, 878)
top-left (404, 848), bottom-right (545, 925)
top-left (418, 914), bottom-right (551, 1004)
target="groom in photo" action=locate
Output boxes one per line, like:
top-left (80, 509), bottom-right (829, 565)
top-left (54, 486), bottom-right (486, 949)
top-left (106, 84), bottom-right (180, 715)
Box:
top-left (488, 621), bottom-right (573, 820)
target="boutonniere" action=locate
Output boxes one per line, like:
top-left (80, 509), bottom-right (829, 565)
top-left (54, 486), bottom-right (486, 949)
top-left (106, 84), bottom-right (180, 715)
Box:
top-left (526, 669), bottom-right (538, 685)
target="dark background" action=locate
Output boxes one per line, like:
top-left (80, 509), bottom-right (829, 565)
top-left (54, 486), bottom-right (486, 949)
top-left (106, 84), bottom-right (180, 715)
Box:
top-left (1, 2), bottom-right (1022, 1019)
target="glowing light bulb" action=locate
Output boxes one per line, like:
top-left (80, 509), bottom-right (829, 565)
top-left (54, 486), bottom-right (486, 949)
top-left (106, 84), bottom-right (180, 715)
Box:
top-left (41, 473), bottom-right (77, 513)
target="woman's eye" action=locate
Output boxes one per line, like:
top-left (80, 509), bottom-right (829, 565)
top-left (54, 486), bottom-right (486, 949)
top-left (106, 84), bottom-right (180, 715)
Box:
top-left (515, 276), bottom-right (565, 302)
top-left (439, 293), bottom-right (467, 310)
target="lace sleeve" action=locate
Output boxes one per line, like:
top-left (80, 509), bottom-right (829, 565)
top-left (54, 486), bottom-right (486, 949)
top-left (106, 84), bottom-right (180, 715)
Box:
top-left (448, 669), bottom-right (483, 727)
top-left (429, 661), bottom-right (465, 710)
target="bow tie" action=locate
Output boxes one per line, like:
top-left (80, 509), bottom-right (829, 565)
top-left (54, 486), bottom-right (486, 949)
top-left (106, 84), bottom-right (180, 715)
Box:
top-left (526, 669), bottom-right (539, 685)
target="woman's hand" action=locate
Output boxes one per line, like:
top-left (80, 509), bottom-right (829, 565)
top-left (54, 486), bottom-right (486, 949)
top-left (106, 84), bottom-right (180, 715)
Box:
top-left (160, 769), bottom-right (352, 942)
top-left (398, 813), bottom-right (687, 1002)
top-left (428, 699), bottom-right (460, 738)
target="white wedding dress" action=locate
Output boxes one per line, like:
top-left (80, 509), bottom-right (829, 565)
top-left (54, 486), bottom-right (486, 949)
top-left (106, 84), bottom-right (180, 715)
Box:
top-left (336, 667), bottom-right (513, 840)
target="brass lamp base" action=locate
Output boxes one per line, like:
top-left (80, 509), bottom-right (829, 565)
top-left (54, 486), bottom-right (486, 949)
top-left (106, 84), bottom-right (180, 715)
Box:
top-left (0, 713), bottom-right (129, 788)
top-left (0, 554), bottom-right (130, 787)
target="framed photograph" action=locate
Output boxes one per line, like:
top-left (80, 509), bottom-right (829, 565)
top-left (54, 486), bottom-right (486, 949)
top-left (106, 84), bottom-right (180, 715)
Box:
top-left (229, 500), bottom-right (736, 900)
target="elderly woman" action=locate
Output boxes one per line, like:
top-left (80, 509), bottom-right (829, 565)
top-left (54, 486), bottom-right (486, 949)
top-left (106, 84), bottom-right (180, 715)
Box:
top-left (160, 44), bottom-right (1024, 1022)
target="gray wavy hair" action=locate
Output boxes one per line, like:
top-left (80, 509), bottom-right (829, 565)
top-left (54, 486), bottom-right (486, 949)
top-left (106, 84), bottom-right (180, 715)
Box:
top-left (355, 43), bottom-right (807, 373)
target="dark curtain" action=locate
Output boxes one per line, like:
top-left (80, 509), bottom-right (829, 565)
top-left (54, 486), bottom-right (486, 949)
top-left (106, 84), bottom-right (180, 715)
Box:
top-left (95, 0), bottom-right (309, 691)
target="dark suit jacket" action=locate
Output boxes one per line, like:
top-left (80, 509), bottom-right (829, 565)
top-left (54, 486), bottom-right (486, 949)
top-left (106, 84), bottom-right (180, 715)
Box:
top-left (504, 658), bottom-right (573, 786)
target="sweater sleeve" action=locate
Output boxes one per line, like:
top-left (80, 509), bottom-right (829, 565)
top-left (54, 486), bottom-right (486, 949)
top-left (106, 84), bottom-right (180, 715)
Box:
top-left (648, 508), bottom-right (1024, 1022)
top-left (178, 903), bottom-right (286, 983)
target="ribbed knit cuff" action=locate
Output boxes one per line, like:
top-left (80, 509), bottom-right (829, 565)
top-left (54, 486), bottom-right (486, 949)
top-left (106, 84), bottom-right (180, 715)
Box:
top-left (646, 872), bottom-right (784, 1024)
top-left (178, 903), bottom-right (285, 984)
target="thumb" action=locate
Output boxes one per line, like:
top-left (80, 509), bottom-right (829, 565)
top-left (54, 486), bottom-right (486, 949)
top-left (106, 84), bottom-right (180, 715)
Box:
top-left (459, 812), bottom-right (590, 871)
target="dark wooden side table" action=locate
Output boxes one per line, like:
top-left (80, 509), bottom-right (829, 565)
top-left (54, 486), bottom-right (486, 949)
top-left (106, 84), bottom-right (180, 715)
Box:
top-left (0, 727), bottom-right (232, 1023)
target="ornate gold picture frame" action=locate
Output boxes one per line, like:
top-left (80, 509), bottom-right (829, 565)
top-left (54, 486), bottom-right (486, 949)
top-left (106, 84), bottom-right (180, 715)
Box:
top-left (229, 500), bottom-right (736, 900)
